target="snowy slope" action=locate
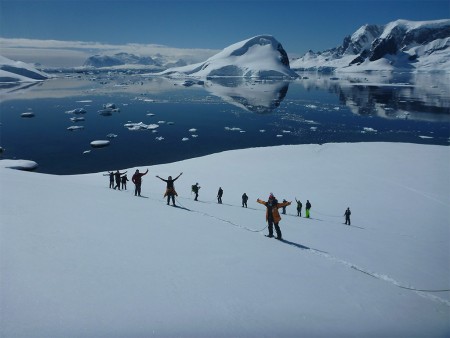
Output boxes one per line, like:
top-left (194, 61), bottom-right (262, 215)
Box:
top-left (0, 55), bottom-right (49, 82)
top-left (1, 143), bottom-right (449, 337)
top-left (158, 35), bottom-right (298, 79)
top-left (291, 19), bottom-right (450, 72)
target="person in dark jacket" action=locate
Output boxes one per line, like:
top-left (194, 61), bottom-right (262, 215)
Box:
top-left (103, 171), bottom-right (114, 189)
top-left (295, 198), bottom-right (302, 217)
top-left (217, 187), bottom-right (223, 204)
top-left (121, 174), bottom-right (129, 190)
top-left (192, 183), bottom-right (200, 201)
top-left (242, 193), bottom-right (248, 208)
top-left (344, 207), bottom-right (351, 225)
top-left (281, 199), bottom-right (288, 214)
top-left (257, 193), bottom-right (291, 240)
top-left (114, 170), bottom-right (127, 190)
top-left (156, 172), bottom-right (183, 206)
top-left (305, 200), bottom-right (312, 218)
top-left (132, 169), bottom-right (148, 196)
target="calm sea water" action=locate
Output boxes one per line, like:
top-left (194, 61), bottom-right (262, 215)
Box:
top-left (1, 71), bottom-right (449, 174)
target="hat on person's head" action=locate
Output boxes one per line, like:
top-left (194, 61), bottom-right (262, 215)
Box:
top-left (269, 193), bottom-right (274, 199)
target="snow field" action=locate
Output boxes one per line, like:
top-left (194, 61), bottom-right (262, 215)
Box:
top-left (1, 142), bottom-right (449, 337)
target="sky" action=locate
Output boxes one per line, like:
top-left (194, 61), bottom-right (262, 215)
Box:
top-left (1, 0), bottom-right (449, 57)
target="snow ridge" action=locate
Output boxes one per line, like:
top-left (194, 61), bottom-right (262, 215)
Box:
top-left (0, 55), bottom-right (49, 82)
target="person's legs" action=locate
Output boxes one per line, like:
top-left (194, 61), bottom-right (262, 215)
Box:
top-left (274, 223), bottom-right (282, 240)
top-left (267, 221), bottom-right (274, 237)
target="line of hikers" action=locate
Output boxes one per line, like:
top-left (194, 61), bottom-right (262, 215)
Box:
top-left (104, 169), bottom-right (351, 239)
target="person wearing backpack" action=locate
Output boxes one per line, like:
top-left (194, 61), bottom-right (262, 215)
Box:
top-left (295, 198), bottom-right (302, 217)
top-left (217, 187), bottom-right (223, 204)
top-left (305, 200), bottom-right (312, 218)
top-left (192, 183), bottom-right (200, 201)
top-left (242, 193), bottom-right (248, 208)
top-left (344, 207), bottom-right (351, 225)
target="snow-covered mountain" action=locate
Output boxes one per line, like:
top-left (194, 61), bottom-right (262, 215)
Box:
top-left (158, 35), bottom-right (298, 79)
top-left (82, 52), bottom-right (189, 72)
top-left (291, 19), bottom-right (450, 72)
top-left (0, 55), bottom-right (49, 82)
top-left (84, 52), bottom-right (161, 68)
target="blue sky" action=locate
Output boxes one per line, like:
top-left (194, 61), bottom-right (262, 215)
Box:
top-left (1, 0), bottom-right (449, 55)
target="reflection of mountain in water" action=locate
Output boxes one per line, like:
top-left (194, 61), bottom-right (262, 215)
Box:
top-left (205, 78), bottom-right (289, 114)
top-left (298, 72), bottom-right (450, 122)
top-left (0, 81), bottom-right (42, 98)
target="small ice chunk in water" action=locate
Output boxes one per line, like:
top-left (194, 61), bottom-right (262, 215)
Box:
top-left (90, 140), bottom-right (110, 148)
top-left (67, 126), bottom-right (84, 131)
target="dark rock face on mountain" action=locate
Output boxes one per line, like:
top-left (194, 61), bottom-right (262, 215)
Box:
top-left (291, 19), bottom-right (450, 72)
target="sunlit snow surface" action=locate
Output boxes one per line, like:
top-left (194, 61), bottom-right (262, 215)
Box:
top-left (1, 142), bottom-right (449, 337)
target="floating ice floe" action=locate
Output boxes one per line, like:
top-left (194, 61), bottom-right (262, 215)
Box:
top-left (305, 104), bottom-right (318, 109)
top-left (76, 100), bottom-right (92, 103)
top-left (106, 133), bottom-right (118, 138)
top-left (362, 127), bottom-right (377, 133)
top-left (191, 135), bottom-right (199, 138)
top-left (419, 135), bottom-right (433, 139)
top-left (146, 113), bottom-right (155, 116)
top-left (0, 159), bottom-right (38, 171)
top-left (225, 127), bottom-right (243, 132)
top-left (189, 128), bottom-right (197, 133)
top-left (282, 130), bottom-right (291, 134)
top-left (67, 126), bottom-right (84, 131)
top-left (182, 137), bottom-right (189, 142)
top-left (21, 112), bottom-right (35, 118)
top-left (155, 136), bottom-right (164, 141)
top-left (276, 134), bottom-right (283, 138)
top-left (90, 140), bottom-right (110, 148)
top-left (70, 117), bottom-right (85, 122)
top-left (310, 127), bottom-right (318, 131)
top-left (65, 108), bottom-right (87, 114)
top-left (259, 129), bottom-right (266, 133)
top-left (124, 122), bottom-right (159, 131)
top-left (83, 150), bottom-right (91, 154)
top-left (103, 103), bottom-right (117, 110)
top-left (158, 121), bottom-right (166, 124)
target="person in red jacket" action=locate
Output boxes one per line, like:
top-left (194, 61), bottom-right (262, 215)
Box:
top-left (132, 169), bottom-right (148, 196)
top-left (257, 193), bottom-right (291, 240)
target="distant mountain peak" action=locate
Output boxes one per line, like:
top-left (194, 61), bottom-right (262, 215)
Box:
top-left (83, 53), bottom-right (162, 68)
top-left (291, 19), bottom-right (450, 72)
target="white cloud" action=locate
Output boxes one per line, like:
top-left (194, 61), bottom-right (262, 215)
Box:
top-left (0, 38), bottom-right (218, 68)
